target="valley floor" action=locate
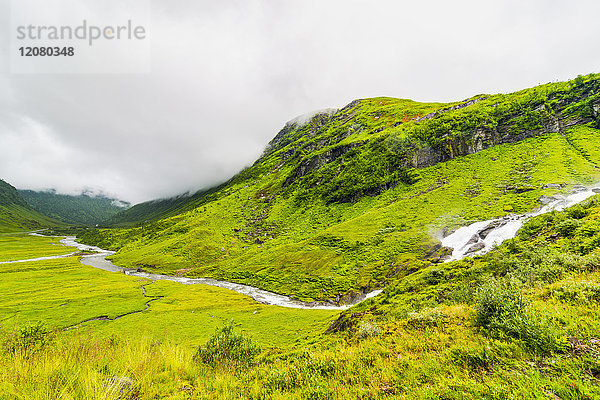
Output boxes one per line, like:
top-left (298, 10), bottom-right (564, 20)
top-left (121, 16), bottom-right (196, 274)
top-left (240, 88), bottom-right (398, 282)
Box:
top-left (2, 211), bottom-right (600, 399)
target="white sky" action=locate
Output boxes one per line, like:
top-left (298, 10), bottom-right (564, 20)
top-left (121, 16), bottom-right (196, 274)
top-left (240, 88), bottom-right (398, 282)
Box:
top-left (1, 0), bottom-right (599, 203)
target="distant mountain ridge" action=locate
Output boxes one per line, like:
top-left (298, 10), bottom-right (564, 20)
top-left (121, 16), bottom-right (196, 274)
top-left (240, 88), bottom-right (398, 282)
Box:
top-left (104, 184), bottom-right (225, 227)
top-left (19, 189), bottom-right (130, 226)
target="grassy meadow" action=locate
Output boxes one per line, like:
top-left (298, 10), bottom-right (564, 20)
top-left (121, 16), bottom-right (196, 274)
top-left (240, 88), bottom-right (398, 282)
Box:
top-left (0, 233), bottom-right (74, 262)
top-left (4, 196), bottom-right (600, 398)
top-left (0, 235), bottom-right (336, 346)
top-left (0, 235), bottom-right (338, 398)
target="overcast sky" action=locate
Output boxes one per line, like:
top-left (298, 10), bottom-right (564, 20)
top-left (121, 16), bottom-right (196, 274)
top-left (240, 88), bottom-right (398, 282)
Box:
top-left (1, 0), bottom-right (599, 204)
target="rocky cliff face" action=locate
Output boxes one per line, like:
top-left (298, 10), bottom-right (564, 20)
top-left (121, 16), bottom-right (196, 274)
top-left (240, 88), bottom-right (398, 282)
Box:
top-left (269, 78), bottom-right (600, 203)
top-left (416, 87), bottom-right (600, 169)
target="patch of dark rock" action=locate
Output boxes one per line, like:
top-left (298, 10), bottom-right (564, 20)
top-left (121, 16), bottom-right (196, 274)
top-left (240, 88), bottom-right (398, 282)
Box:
top-left (510, 186), bottom-right (535, 194)
top-left (105, 375), bottom-right (135, 397)
top-left (542, 183), bottom-right (563, 189)
top-left (478, 220), bottom-right (507, 239)
top-left (466, 242), bottom-right (485, 254)
top-left (423, 244), bottom-right (453, 263)
top-left (466, 234), bottom-right (480, 246)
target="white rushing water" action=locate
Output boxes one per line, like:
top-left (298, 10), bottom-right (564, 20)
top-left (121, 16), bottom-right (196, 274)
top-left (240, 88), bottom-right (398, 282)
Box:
top-left (441, 185), bottom-right (600, 261)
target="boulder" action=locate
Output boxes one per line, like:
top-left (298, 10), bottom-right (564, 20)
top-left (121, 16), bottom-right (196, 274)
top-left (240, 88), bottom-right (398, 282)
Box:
top-left (538, 195), bottom-right (555, 205)
top-left (542, 183), bottom-right (562, 189)
top-left (466, 234), bottom-right (480, 246)
top-left (466, 242), bottom-right (485, 254)
top-left (478, 220), bottom-right (507, 239)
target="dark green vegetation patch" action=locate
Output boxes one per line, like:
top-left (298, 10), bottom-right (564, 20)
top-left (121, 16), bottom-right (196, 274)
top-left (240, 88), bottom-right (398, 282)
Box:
top-left (19, 189), bottom-right (131, 226)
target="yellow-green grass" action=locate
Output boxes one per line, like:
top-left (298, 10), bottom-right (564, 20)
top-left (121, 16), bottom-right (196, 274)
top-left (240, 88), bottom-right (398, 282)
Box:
top-left (91, 279), bottom-right (336, 348)
top-left (0, 233), bottom-right (73, 262)
top-left (0, 235), bottom-right (336, 349)
top-left (4, 195), bottom-right (600, 398)
top-left (2, 302), bottom-right (599, 399)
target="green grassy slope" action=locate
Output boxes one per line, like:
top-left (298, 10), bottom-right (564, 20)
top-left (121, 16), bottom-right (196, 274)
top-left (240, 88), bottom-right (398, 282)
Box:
top-left (18, 190), bottom-right (130, 226)
top-left (79, 74), bottom-right (600, 302)
top-left (0, 180), bottom-right (59, 233)
top-left (4, 196), bottom-right (600, 398)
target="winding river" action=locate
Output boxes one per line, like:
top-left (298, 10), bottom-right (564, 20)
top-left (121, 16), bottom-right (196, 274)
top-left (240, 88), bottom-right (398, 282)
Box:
top-left (51, 237), bottom-right (383, 310)
top-left (5, 185), bottom-right (599, 310)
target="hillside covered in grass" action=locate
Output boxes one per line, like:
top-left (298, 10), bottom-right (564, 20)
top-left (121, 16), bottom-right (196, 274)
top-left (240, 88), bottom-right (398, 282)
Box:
top-left (4, 194), bottom-right (600, 398)
top-left (0, 179), bottom-right (59, 233)
top-left (79, 74), bottom-right (600, 302)
top-left (19, 189), bottom-right (130, 226)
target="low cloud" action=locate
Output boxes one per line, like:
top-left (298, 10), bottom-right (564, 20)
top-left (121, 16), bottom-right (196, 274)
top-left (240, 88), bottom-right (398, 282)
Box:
top-left (1, 0), bottom-right (599, 203)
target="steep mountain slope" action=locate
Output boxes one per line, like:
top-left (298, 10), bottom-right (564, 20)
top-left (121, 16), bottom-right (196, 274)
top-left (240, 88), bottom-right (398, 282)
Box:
top-left (80, 74), bottom-right (600, 302)
top-left (0, 180), bottom-right (59, 232)
top-left (19, 189), bottom-right (130, 226)
top-left (105, 185), bottom-right (222, 227)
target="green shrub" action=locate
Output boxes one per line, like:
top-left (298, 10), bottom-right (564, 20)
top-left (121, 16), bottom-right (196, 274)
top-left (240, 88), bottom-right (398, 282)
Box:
top-left (499, 248), bottom-right (584, 285)
top-left (193, 322), bottom-right (261, 367)
top-left (519, 217), bottom-right (546, 238)
top-left (551, 280), bottom-right (600, 304)
top-left (583, 252), bottom-right (600, 270)
top-left (556, 219), bottom-right (581, 237)
top-left (508, 257), bottom-right (566, 285)
top-left (474, 279), bottom-right (567, 354)
top-left (425, 268), bottom-right (445, 285)
top-left (2, 322), bottom-right (53, 358)
top-left (567, 205), bottom-right (587, 220)
top-left (450, 346), bottom-right (495, 372)
top-left (355, 320), bottom-right (381, 339)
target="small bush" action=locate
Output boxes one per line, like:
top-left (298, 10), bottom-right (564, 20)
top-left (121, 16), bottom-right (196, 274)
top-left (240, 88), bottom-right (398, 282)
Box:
top-left (425, 268), bottom-right (445, 285)
top-left (474, 279), bottom-right (567, 354)
top-left (2, 322), bottom-right (53, 358)
top-left (556, 219), bottom-right (581, 237)
top-left (501, 248), bottom-right (582, 285)
top-left (583, 252), bottom-right (600, 270)
top-left (508, 258), bottom-right (565, 285)
top-left (519, 217), bottom-right (546, 238)
top-left (567, 205), bottom-right (587, 220)
top-left (355, 320), bottom-right (381, 339)
top-left (551, 279), bottom-right (600, 304)
top-left (193, 322), bottom-right (261, 367)
top-left (450, 346), bottom-right (495, 372)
